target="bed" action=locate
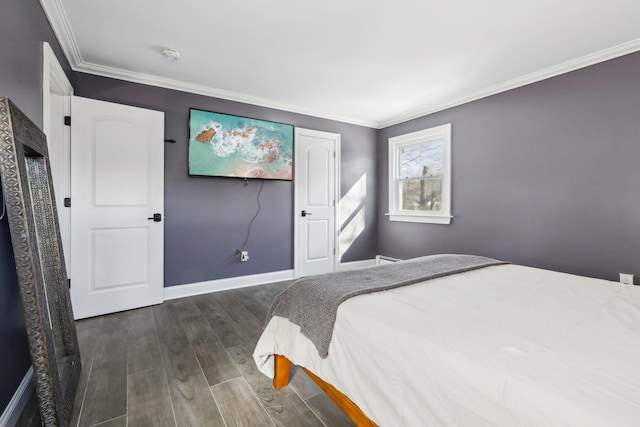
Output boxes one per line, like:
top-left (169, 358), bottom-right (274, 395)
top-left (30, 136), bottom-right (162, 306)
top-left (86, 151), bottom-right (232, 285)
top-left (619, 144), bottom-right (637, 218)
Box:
top-left (253, 256), bottom-right (640, 426)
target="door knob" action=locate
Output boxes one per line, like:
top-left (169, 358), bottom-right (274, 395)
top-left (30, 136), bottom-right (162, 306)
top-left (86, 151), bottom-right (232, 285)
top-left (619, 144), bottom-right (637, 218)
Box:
top-left (301, 210), bottom-right (312, 217)
top-left (147, 213), bottom-right (162, 222)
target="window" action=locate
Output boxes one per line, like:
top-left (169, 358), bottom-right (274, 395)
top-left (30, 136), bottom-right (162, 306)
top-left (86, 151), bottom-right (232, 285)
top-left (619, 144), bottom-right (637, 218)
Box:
top-left (388, 124), bottom-right (451, 224)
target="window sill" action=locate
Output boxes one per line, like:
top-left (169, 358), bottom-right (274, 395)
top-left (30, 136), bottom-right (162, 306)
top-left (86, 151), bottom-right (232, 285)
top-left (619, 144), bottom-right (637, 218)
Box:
top-left (388, 213), bottom-right (452, 224)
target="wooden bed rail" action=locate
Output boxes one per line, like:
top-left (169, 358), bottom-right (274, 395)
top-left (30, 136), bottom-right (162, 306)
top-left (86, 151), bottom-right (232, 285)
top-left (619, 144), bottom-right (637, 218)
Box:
top-left (272, 354), bottom-right (378, 427)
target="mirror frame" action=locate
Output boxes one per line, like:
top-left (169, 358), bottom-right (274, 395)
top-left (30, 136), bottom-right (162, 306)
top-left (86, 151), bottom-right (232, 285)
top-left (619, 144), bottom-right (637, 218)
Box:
top-left (0, 97), bottom-right (80, 426)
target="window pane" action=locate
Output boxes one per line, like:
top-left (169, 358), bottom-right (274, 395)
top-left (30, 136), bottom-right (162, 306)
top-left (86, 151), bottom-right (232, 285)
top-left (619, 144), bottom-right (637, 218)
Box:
top-left (389, 124), bottom-right (451, 223)
top-left (400, 177), bottom-right (442, 211)
top-left (399, 140), bottom-right (444, 179)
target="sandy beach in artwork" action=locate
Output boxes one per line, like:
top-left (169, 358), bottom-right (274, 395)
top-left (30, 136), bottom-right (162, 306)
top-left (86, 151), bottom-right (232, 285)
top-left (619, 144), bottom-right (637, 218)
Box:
top-left (230, 161), bottom-right (292, 180)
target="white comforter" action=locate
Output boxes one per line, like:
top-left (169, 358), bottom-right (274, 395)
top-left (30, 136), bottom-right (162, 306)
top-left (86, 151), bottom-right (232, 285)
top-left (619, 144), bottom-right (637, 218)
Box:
top-left (253, 264), bottom-right (640, 426)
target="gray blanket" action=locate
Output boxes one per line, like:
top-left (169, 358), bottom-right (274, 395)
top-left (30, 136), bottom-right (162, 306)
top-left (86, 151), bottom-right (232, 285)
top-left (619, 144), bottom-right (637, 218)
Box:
top-left (266, 254), bottom-right (507, 358)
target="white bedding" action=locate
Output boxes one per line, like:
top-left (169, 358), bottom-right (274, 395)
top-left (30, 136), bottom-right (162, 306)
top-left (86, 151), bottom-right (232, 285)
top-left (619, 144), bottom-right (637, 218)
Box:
top-left (253, 264), bottom-right (640, 426)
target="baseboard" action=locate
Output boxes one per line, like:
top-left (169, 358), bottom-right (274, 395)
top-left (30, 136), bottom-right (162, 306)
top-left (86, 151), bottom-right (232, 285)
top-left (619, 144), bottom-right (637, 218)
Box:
top-left (164, 269), bottom-right (295, 300)
top-left (374, 255), bottom-right (402, 265)
top-left (164, 261), bottom-right (377, 301)
top-left (0, 366), bottom-right (34, 427)
top-left (339, 259), bottom-right (376, 271)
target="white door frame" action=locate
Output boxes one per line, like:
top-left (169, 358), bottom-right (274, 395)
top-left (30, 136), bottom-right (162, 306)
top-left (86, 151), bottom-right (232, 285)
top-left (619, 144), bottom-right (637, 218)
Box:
top-left (43, 42), bottom-right (73, 130)
top-left (293, 128), bottom-right (341, 278)
top-left (43, 41), bottom-right (73, 274)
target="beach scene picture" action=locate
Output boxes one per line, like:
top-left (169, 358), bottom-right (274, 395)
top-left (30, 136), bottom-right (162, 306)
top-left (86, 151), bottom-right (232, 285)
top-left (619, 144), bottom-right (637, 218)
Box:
top-left (189, 109), bottom-right (294, 180)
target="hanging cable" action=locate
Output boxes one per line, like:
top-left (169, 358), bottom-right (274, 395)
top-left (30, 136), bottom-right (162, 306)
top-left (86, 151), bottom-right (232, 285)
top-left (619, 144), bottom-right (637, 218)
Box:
top-left (240, 179), bottom-right (264, 250)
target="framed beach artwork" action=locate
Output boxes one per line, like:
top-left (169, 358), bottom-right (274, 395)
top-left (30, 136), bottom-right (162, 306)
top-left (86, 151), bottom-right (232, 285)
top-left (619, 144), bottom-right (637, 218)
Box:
top-left (189, 109), bottom-right (294, 180)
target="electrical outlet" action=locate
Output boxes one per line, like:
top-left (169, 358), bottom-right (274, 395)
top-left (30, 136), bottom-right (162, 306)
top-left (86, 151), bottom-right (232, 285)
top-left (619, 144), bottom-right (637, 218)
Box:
top-left (240, 251), bottom-right (249, 262)
top-left (619, 273), bottom-right (634, 285)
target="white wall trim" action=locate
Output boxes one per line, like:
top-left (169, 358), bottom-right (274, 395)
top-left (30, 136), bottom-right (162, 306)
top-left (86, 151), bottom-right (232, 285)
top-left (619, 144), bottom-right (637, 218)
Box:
top-left (37, 3), bottom-right (376, 128)
top-left (164, 263), bottom-right (380, 300)
top-left (39, 1), bottom-right (640, 129)
top-left (42, 42), bottom-right (74, 132)
top-left (0, 366), bottom-right (34, 427)
top-left (339, 259), bottom-right (376, 271)
top-left (164, 269), bottom-right (295, 301)
top-left (37, 0), bottom-right (375, 128)
top-left (73, 62), bottom-right (377, 128)
top-left (378, 38), bottom-right (640, 128)
top-left (39, 0), bottom-right (83, 68)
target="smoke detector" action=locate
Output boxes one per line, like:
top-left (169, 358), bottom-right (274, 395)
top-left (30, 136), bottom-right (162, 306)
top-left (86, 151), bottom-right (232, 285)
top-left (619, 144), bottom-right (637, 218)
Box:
top-left (161, 48), bottom-right (181, 60)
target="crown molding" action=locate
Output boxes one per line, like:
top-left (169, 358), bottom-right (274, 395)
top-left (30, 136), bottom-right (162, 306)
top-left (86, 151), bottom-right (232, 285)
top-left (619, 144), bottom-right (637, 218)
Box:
top-left (377, 38), bottom-right (640, 128)
top-left (39, 0), bottom-right (83, 68)
top-left (39, 0), bottom-right (640, 130)
top-left (38, 3), bottom-right (376, 128)
top-left (73, 61), bottom-right (379, 128)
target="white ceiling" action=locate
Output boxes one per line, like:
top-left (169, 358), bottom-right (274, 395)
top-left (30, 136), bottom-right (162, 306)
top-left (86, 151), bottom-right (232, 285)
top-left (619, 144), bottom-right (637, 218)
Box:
top-left (41, 0), bottom-right (640, 128)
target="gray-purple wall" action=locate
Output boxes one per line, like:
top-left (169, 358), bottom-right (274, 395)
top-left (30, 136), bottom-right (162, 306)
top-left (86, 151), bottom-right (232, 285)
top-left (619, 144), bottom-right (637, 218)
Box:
top-left (0, 0), bottom-right (72, 415)
top-left (378, 52), bottom-right (640, 281)
top-left (71, 74), bottom-right (379, 286)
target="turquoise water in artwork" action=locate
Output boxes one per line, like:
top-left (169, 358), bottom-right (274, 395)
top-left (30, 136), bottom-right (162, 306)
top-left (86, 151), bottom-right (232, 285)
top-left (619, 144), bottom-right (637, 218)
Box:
top-left (189, 109), bottom-right (293, 180)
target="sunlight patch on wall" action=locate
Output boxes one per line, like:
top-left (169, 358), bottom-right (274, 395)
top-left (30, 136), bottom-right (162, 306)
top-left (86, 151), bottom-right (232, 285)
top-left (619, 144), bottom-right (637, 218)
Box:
top-left (339, 173), bottom-right (366, 259)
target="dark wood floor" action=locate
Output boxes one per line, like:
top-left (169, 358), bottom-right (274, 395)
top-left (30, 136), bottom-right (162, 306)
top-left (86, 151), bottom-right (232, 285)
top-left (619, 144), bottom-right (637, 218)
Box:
top-left (18, 281), bottom-right (355, 427)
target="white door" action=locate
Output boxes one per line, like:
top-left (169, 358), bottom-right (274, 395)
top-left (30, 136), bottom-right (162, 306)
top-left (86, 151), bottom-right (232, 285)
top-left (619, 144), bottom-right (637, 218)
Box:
top-left (294, 128), bottom-right (340, 277)
top-left (43, 42), bottom-right (73, 275)
top-left (70, 96), bottom-right (164, 319)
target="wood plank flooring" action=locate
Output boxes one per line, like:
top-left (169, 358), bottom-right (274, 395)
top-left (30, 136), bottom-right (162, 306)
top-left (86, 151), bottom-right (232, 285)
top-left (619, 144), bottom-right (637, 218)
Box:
top-left (17, 281), bottom-right (355, 427)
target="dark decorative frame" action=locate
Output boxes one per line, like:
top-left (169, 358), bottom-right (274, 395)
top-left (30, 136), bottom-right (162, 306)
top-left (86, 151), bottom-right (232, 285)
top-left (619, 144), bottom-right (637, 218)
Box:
top-left (0, 98), bottom-right (80, 426)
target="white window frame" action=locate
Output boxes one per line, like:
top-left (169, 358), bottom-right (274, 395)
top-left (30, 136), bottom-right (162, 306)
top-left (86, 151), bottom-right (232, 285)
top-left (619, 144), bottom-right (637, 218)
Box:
top-left (388, 123), bottom-right (452, 224)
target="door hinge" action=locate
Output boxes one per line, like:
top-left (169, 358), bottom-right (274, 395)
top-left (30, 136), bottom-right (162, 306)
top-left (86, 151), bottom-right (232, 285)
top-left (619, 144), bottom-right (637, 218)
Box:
top-left (64, 116), bottom-right (71, 126)
top-left (333, 248), bottom-right (336, 255)
top-left (333, 151), bottom-right (336, 158)
top-left (64, 197), bottom-right (71, 207)
top-left (67, 279), bottom-right (71, 289)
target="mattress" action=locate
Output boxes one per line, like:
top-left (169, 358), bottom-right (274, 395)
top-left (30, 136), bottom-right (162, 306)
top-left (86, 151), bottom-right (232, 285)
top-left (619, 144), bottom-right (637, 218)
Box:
top-left (253, 264), bottom-right (640, 426)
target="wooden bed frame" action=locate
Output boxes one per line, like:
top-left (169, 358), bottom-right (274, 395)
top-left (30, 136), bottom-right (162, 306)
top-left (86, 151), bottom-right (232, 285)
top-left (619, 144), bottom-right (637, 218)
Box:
top-left (273, 354), bottom-right (378, 426)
